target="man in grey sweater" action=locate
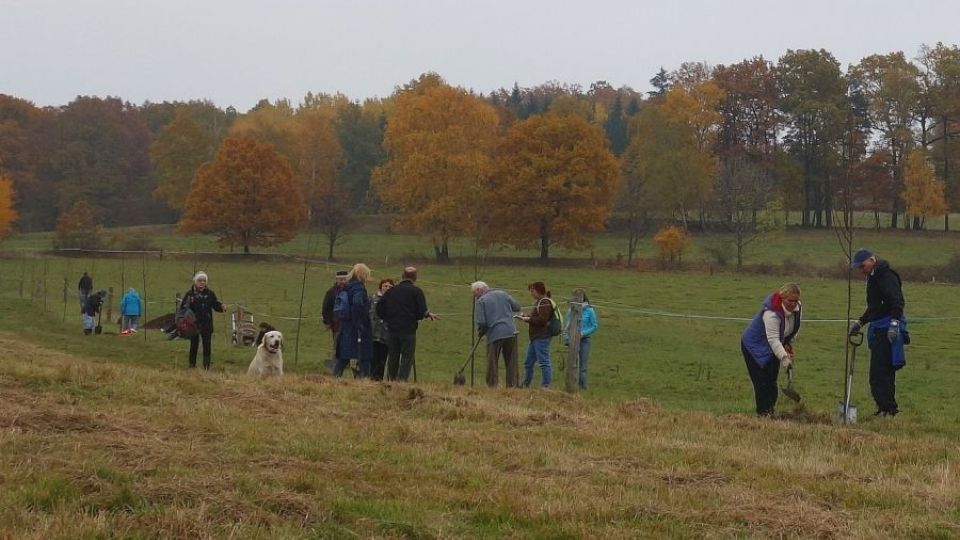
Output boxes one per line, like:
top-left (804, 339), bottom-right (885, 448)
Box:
top-left (472, 281), bottom-right (522, 388)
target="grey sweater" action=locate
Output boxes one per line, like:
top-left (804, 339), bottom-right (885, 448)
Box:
top-left (475, 289), bottom-right (521, 343)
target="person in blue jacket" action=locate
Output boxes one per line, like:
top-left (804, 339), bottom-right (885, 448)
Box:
top-left (333, 263), bottom-right (374, 378)
top-left (119, 288), bottom-right (143, 334)
top-left (562, 288), bottom-right (599, 390)
top-left (740, 283), bottom-right (802, 416)
top-left (847, 249), bottom-right (907, 417)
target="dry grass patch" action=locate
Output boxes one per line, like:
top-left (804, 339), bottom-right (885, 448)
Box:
top-left (1, 333), bottom-right (959, 539)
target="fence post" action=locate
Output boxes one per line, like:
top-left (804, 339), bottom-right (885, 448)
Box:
top-left (62, 278), bottom-right (68, 323)
top-left (565, 289), bottom-right (583, 394)
top-left (107, 287), bottom-right (114, 324)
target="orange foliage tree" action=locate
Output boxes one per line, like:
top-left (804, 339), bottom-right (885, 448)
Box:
top-left (653, 225), bottom-right (690, 264)
top-left (55, 199), bottom-right (101, 249)
top-left (373, 75), bottom-right (500, 261)
top-left (178, 137), bottom-right (307, 253)
top-left (901, 149), bottom-right (947, 229)
top-left (0, 174), bottom-right (19, 239)
top-left (488, 113), bottom-right (620, 260)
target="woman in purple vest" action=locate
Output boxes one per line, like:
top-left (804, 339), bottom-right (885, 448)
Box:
top-left (740, 283), bottom-right (802, 416)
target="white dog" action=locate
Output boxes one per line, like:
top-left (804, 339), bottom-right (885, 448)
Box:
top-left (247, 330), bottom-right (284, 377)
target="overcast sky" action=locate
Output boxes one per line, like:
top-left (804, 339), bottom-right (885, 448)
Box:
top-left (3, 0), bottom-right (959, 111)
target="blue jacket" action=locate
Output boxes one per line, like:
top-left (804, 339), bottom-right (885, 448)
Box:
top-left (335, 279), bottom-right (373, 362)
top-left (119, 290), bottom-right (143, 316)
top-left (741, 293), bottom-right (801, 368)
top-left (866, 316), bottom-right (908, 370)
top-left (563, 304), bottom-right (598, 341)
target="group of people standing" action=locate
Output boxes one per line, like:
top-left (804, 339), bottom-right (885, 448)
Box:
top-left (322, 265), bottom-right (439, 380)
top-left (740, 248), bottom-right (908, 419)
top-left (472, 281), bottom-right (598, 390)
top-left (319, 267), bottom-right (600, 390)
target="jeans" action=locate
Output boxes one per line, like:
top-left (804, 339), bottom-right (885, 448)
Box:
top-left (523, 338), bottom-right (552, 388)
top-left (577, 337), bottom-right (592, 390)
top-left (121, 315), bottom-right (140, 332)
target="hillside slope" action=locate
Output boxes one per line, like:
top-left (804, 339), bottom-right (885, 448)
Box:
top-left (1, 334), bottom-right (958, 539)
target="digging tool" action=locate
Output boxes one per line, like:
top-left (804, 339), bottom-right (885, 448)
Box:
top-left (840, 331), bottom-right (863, 424)
top-left (94, 308), bottom-right (103, 335)
top-left (453, 338), bottom-right (484, 385)
top-left (780, 364), bottom-right (801, 402)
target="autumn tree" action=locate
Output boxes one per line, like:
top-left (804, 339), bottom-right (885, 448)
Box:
top-left (918, 43), bottom-right (960, 229)
top-left (335, 99), bottom-right (386, 209)
top-left (623, 105), bottom-right (714, 230)
top-left (150, 105), bottom-right (222, 212)
top-left (654, 226), bottom-right (690, 264)
top-left (0, 95), bottom-right (57, 230)
top-left (296, 95), bottom-right (348, 258)
top-left (373, 74), bottom-right (500, 261)
top-left (849, 52), bottom-right (921, 229)
top-left (55, 199), bottom-right (101, 249)
top-left (488, 113), bottom-right (620, 260)
top-left (901, 149), bottom-right (947, 229)
top-left (0, 174), bottom-right (18, 239)
top-left (54, 97), bottom-right (156, 226)
top-left (715, 157), bottom-right (784, 269)
top-left (179, 137), bottom-right (306, 253)
top-left (775, 49), bottom-right (846, 227)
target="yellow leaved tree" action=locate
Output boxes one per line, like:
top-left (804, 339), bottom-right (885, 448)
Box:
top-left (488, 112), bottom-right (620, 260)
top-left (178, 137), bottom-right (307, 253)
top-left (373, 74), bottom-right (500, 261)
top-left (0, 174), bottom-right (18, 240)
top-left (901, 149), bottom-right (947, 230)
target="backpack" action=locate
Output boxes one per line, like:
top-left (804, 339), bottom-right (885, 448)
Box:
top-left (176, 306), bottom-right (198, 338)
top-left (544, 298), bottom-right (563, 337)
top-left (333, 287), bottom-right (351, 321)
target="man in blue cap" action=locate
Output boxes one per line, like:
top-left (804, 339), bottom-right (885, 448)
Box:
top-left (847, 248), bottom-right (907, 417)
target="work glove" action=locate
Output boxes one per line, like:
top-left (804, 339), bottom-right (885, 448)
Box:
top-left (847, 321), bottom-right (862, 336)
top-left (887, 321), bottom-right (900, 344)
top-left (477, 326), bottom-right (487, 338)
top-left (779, 355), bottom-right (793, 369)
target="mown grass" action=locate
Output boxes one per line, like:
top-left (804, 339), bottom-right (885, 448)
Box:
top-left (1, 334), bottom-right (958, 538)
top-left (5, 219), bottom-right (960, 269)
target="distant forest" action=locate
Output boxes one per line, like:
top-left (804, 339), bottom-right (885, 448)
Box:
top-left (1, 43), bottom-right (959, 237)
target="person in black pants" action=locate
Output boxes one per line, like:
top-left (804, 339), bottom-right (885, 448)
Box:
top-left (181, 271), bottom-right (225, 369)
top-left (848, 249), bottom-right (907, 417)
top-left (370, 278), bottom-right (395, 380)
top-left (740, 283), bottom-right (802, 416)
top-left (375, 267), bottom-right (439, 381)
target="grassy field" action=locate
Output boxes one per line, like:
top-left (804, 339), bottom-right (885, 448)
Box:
top-left (2, 228), bottom-right (960, 537)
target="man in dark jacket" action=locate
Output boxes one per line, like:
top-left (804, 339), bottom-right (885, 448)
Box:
top-left (81, 289), bottom-right (106, 335)
top-left (78, 272), bottom-right (93, 310)
top-left (848, 248), bottom-right (907, 417)
top-left (322, 270), bottom-right (349, 342)
top-left (375, 267), bottom-right (439, 381)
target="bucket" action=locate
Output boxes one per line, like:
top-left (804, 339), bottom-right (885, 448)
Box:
top-left (837, 401), bottom-right (858, 424)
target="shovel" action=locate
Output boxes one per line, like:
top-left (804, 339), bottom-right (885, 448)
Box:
top-left (453, 338), bottom-right (484, 385)
top-left (94, 309), bottom-right (103, 335)
top-left (780, 364), bottom-right (801, 402)
top-left (840, 331), bottom-right (864, 424)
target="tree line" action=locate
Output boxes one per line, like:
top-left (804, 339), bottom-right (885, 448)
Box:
top-left (1, 43), bottom-right (958, 261)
